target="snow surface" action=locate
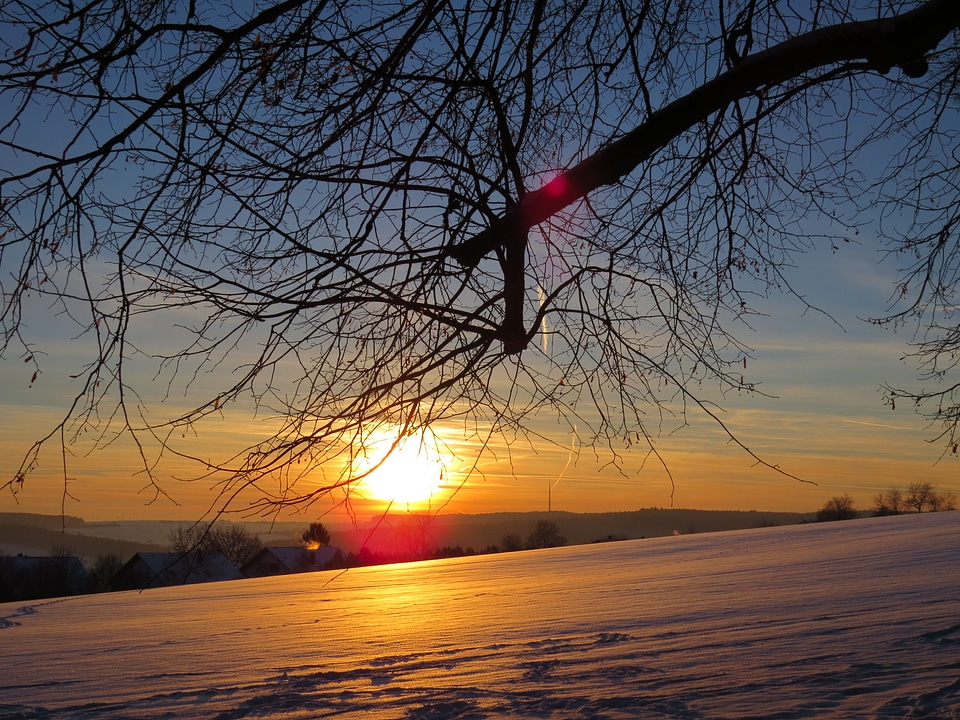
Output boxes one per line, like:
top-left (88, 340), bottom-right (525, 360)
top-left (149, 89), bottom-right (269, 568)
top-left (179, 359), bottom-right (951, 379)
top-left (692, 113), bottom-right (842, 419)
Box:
top-left (1, 511), bottom-right (958, 719)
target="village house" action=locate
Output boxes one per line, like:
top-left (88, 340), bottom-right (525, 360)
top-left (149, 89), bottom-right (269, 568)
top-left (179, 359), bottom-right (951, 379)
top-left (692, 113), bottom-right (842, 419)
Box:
top-left (0, 554), bottom-right (95, 601)
top-left (109, 551), bottom-right (243, 591)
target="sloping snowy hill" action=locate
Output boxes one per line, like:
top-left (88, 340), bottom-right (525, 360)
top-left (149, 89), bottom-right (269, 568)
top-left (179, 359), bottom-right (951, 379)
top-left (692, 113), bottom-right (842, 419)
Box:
top-left (1, 511), bottom-right (958, 719)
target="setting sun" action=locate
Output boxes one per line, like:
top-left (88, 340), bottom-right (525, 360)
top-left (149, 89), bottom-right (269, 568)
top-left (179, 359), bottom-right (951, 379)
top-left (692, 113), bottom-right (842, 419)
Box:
top-left (355, 432), bottom-right (446, 506)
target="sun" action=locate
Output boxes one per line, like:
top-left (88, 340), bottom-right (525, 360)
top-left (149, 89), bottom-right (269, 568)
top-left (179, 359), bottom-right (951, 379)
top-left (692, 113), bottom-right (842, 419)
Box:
top-left (355, 432), bottom-right (445, 505)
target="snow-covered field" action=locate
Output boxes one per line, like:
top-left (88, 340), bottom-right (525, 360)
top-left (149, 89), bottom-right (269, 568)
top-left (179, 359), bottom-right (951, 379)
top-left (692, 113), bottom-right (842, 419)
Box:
top-left (1, 512), bottom-right (958, 719)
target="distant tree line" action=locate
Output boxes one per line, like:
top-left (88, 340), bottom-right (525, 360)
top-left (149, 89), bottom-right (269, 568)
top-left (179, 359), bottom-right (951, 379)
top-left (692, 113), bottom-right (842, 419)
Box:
top-left (874, 483), bottom-right (956, 515)
top-left (499, 520), bottom-right (568, 552)
top-left (817, 483), bottom-right (957, 522)
top-left (816, 495), bottom-right (859, 522)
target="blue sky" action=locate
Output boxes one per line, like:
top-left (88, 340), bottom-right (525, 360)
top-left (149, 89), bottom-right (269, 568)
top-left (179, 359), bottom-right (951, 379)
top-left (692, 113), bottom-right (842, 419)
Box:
top-left (2, 230), bottom-right (956, 522)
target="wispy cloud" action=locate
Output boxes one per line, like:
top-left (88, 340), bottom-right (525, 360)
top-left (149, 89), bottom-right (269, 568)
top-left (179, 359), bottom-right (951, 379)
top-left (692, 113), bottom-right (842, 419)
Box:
top-left (838, 418), bottom-right (917, 431)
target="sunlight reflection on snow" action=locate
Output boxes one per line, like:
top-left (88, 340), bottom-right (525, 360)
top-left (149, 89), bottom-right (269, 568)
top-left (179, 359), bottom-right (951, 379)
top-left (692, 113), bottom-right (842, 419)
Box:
top-left (1, 512), bottom-right (958, 718)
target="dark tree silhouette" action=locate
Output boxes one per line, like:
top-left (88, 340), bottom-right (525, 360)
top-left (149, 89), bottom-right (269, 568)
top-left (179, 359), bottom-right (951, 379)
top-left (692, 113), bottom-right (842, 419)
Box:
top-left (90, 553), bottom-right (125, 591)
top-left (816, 494), bottom-right (858, 522)
top-left (299, 522), bottom-right (331, 549)
top-left (875, 483), bottom-right (955, 513)
top-left (526, 520), bottom-right (566, 549)
top-left (2, 1), bottom-right (960, 515)
top-left (926, 488), bottom-right (957, 511)
top-left (206, 523), bottom-right (263, 565)
top-left (873, 487), bottom-right (906, 516)
top-left (167, 524), bottom-right (208, 557)
top-left (393, 513), bottom-right (436, 560)
top-left (906, 482), bottom-right (934, 513)
top-left (168, 522), bottom-right (262, 564)
top-left (500, 533), bottom-right (524, 553)
top-left (904, 481), bottom-right (958, 512)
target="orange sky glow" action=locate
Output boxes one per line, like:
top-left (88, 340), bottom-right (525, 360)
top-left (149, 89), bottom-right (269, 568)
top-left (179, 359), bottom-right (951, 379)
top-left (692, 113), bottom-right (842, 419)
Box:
top-left (2, 242), bottom-right (958, 523)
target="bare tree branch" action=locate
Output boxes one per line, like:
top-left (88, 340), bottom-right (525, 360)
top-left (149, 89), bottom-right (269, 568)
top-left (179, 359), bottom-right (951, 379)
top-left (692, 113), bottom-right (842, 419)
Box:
top-left (1, 0), bottom-right (958, 516)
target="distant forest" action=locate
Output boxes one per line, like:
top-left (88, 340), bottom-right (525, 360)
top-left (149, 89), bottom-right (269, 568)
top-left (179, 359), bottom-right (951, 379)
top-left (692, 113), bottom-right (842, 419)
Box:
top-left (1, 508), bottom-right (814, 561)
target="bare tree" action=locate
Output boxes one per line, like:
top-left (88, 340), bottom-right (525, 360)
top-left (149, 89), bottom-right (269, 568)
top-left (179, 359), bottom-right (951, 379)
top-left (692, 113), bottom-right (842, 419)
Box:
top-left (90, 553), bottom-right (125, 591)
top-left (906, 481), bottom-right (935, 513)
top-left (167, 524), bottom-right (208, 556)
top-left (206, 523), bottom-right (263, 565)
top-left (500, 533), bottom-right (524, 553)
top-left (526, 520), bottom-right (566, 549)
top-left (873, 486), bottom-right (905, 516)
top-left (393, 513), bottom-right (436, 560)
top-left (875, 483), bottom-right (955, 513)
top-left (169, 522), bottom-right (261, 564)
top-left (933, 490), bottom-right (957, 511)
top-left (2, 1), bottom-right (960, 516)
top-left (816, 494), bottom-right (858, 522)
top-left (905, 481), bottom-right (957, 512)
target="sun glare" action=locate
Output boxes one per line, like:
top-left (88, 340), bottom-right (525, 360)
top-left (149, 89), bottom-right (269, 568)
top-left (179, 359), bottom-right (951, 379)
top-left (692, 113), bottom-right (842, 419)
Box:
top-left (356, 432), bottom-right (446, 506)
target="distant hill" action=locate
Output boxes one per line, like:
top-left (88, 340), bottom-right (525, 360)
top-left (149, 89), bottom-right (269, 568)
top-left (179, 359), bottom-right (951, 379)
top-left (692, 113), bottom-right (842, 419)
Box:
top-left (0, 514), bottom-right (166, 560)
top-left (328, 508), bottom-right (816, 555)
top-left (0, 509), bottom-right (815, 560)
top-left (0, 512), bottom-right (85, 531)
